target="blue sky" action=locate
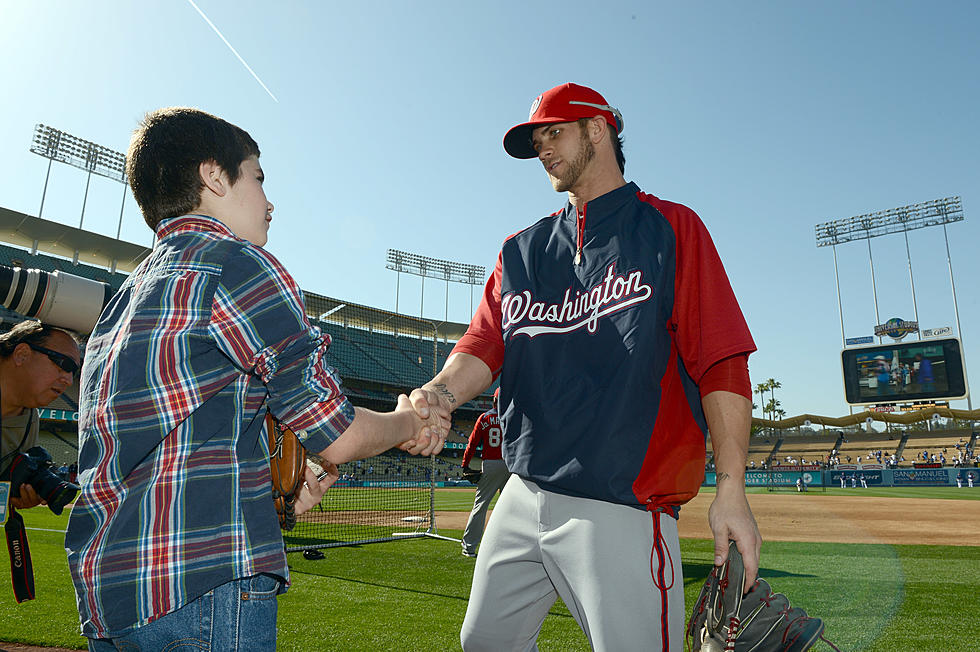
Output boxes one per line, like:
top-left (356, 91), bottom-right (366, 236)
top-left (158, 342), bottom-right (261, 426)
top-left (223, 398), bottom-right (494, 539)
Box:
top-left (1, 1), bottom-right (978, 420)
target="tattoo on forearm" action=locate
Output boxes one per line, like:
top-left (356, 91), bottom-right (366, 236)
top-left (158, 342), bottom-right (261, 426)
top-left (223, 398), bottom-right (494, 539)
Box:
top-left (717, 472), bottom-right (731, 483)
top-left (432, 383), bottom-right (457, 407)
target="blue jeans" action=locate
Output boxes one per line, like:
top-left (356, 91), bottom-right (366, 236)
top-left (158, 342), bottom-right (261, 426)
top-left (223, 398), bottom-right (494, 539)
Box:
top-left (87, 573), bottom-right (281, 651)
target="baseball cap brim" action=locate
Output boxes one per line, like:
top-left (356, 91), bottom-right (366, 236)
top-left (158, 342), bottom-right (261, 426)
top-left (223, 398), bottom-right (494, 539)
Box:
top-left (504, 119), bottom-right (570, 159)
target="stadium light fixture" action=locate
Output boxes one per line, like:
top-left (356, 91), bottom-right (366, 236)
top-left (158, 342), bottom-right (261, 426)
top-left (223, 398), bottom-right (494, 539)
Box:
top-left (386, 249), bottom-right (486, 321)
top-left (814, 197), bottom-right (963, 247)
top-left (31, 125), bottom-right (126, 182)
top-left (386, 249), bottom-right (485, 284)
top-left (29, 124), bottom-right (128, 235)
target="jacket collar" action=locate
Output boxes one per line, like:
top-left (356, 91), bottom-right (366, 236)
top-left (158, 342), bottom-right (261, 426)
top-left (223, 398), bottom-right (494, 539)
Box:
top-left (562, 181), bottom-right (639, 223)
top-left (155, 214), bottom-right (237, 242)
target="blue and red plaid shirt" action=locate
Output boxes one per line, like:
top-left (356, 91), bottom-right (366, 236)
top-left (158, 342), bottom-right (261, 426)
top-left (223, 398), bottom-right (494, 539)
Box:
top-left (66, 215), bottom-right (354, 638)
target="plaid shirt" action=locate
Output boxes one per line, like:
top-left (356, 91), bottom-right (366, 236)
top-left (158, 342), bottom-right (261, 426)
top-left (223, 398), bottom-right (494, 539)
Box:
top-left (66, 215), bottom-right (354, 638)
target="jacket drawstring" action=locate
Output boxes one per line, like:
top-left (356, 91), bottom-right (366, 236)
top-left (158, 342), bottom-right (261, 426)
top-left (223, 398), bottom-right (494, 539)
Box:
top-left (650, 508), bottom-right (675, 650)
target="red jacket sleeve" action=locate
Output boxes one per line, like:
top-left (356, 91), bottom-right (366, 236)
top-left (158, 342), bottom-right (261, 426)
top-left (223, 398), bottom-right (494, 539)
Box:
top-left (698, 353), bottom-right (751, 400)
top-left (659, 201), bottom-right (756, 382)
top-left (451, 252), bottom-right (505, 377)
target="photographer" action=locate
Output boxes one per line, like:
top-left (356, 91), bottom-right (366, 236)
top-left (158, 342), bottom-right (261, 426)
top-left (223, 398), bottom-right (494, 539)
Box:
top-left (0, 320), bottom-right (81, 510)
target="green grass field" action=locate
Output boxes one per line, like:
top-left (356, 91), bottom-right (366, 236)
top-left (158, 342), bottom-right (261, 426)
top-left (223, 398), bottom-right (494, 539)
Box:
top-left (1, 486), bottom-right (977, 650)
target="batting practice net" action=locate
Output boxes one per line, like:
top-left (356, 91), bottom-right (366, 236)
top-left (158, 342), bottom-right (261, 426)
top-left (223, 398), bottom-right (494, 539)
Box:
top-left (283, 293), bottom-right (463, 552)
top-left (284, 453), bottom-right (438, 553)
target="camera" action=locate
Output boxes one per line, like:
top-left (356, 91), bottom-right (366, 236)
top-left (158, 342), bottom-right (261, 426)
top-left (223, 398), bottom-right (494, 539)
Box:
top-left (0, 264), bottom-right (111, 334)
top-left (3, 446), bottom-right (79, 515)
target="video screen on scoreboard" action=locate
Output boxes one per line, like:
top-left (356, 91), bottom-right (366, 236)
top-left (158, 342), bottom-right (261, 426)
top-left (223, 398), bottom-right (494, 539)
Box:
top-left (841, 338), bottom-right (968, 405)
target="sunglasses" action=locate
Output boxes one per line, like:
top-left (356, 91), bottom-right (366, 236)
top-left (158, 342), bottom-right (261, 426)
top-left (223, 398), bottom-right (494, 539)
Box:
top-left (28, 343), bottom-right (80, 375)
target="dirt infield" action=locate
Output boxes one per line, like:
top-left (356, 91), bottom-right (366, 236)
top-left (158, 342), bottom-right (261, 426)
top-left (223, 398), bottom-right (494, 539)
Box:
top-left (437, 492), bottom-right (980, 546)
top-left (299, 509), bottom-right (424, 526)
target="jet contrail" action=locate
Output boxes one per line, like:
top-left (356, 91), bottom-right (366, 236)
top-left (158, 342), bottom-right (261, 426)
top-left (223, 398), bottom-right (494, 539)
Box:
top-left (185, 0), bottom-right (279, 103)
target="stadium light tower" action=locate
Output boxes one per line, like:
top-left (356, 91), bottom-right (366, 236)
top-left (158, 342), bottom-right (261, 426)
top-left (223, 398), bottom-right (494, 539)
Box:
top-left (30, 124), bottom-right (128, 236)
top-left (815, 196), bottom-right (970, 409)
top-left (386, 249), bottom-right (485, 322)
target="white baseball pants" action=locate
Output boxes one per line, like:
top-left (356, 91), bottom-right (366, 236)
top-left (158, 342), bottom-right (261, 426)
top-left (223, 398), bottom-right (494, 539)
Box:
top-left (460, 475), bottom-right (684, 652)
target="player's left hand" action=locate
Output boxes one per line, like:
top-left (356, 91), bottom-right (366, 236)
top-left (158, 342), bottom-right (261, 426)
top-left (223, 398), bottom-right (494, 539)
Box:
top-left (294, 462), bottom-right (339, 516)
top-left (708, 487), bottom-right (761, 594)
top-left (10, 483), bottom-right (46, 510)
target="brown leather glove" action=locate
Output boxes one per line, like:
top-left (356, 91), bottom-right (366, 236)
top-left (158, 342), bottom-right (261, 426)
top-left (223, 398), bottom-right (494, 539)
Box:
top-left (265, 413), bottom-right (306, 531)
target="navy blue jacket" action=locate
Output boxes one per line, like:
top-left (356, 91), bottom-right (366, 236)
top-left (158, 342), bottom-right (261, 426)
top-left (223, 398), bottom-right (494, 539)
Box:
top-left (455, 182), bottom-right (754, 509)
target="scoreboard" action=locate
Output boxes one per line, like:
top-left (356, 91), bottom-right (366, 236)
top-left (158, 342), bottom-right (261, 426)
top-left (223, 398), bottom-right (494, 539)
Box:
top-left (841, 338), bottom-right (968, 405)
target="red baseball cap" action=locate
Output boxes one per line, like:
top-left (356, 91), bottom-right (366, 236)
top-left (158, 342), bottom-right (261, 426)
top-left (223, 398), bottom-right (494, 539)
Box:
top-left (503, 83), bottom-right (624, 159)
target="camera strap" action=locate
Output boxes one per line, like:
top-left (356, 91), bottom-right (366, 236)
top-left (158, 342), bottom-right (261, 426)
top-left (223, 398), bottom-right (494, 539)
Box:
top-left (4, 507), bottom-right (34, 602)
top-left (0, 410), bottom-right (34, 478)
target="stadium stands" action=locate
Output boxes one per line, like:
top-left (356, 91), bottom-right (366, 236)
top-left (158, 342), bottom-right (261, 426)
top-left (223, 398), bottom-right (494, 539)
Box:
top-left (747, 432), bottom-right (838, 468)
top-left (0, 242), bottom-right (128, 289)
top-left (319, 322), bottom-right (444, 389)
top-left (745, 427), bottom-right (980, 468)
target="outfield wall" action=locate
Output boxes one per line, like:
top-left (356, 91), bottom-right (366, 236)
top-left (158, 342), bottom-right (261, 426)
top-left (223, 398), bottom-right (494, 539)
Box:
top-left (828, 467), bottom-right (977, 487)
top-left (704, 466), bottom-right (979, 488)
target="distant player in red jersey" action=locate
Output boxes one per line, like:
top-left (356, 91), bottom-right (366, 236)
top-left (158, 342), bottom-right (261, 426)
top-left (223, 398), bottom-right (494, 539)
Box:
top-left (460, 389), bottom-right (510, 557)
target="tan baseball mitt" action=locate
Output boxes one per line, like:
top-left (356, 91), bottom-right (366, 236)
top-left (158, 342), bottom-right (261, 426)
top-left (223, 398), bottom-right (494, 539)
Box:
top-left (265, 412), bottom-right (306, 531)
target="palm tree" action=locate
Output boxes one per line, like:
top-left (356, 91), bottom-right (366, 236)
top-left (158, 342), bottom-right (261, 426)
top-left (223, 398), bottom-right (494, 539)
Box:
top-left (766, 378), bottom-right (781, 418)
top-left (764, 398), bottom-right (781, 422)
top-left (755, 382), bottom-right (770, 420)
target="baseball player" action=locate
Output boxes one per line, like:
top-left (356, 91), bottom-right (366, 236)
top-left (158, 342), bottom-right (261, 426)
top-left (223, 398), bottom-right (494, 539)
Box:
top-left (460, 388), bottom-right (510, 557)
top-left (409, 83), bottom-right (760, 651)
top-left (969, 472), bottom-right (975, 488)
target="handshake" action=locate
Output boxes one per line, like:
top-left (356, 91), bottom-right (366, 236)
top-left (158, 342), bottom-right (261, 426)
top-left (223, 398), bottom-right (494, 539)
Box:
top-left (290, 383), bottom-right (459, 519)
top-left (395, 384), bottom-right (457, 457)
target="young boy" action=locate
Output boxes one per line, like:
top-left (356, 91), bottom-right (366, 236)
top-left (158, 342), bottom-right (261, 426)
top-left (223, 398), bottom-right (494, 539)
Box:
top-left (65, 108), bottom-right (447, 651)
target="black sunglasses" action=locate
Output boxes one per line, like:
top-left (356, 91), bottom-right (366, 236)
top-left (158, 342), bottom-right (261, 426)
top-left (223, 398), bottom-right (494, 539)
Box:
top-left (28, 343), bottom-right (80, 375)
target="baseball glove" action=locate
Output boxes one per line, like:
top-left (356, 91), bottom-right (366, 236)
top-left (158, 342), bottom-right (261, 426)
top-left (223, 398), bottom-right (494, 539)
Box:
top-left (462, 467), bottom-right (482, 484)
top-left (265, 413), bottom-right (306, 531)
top-left (687, 540), bottom-right (839, 652)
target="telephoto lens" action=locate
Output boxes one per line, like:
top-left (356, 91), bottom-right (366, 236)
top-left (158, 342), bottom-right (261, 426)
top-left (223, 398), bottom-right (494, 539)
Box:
top-left (0, 264), bottom-right (111, 334)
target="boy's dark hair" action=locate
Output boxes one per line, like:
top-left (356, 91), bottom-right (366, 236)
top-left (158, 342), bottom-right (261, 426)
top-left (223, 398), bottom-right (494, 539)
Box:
top-left (0, 320), bottom-right (77, 358)
top-left (126, 108), bottom-right (261, 231)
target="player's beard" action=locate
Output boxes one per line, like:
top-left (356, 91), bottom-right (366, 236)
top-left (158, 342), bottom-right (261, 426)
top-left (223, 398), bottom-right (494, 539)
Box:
top-left (549, 128), bottom-right (595, 193)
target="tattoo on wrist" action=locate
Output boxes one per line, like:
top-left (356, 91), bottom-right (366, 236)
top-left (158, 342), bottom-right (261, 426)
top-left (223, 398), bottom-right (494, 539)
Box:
top-left (717, 472), bottom-right (731, 483)
top-left (432, 383), bottom-right (456, 406)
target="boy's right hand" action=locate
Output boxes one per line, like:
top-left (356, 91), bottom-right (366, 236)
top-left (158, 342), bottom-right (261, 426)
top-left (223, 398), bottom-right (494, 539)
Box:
top-left (397, 393), bottom-right (449, 456)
